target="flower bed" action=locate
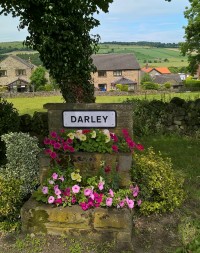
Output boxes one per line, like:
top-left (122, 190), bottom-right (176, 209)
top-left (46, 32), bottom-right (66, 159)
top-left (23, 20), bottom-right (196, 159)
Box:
top-left (34, 128), bottom-right (143, 211)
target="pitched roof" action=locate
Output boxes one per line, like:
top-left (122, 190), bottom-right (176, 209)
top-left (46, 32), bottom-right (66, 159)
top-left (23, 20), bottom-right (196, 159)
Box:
top-left (142, 67), bottom-right (171, 74)
top-left (10, 55), bottom-right (35, 69)
top-left (153, 74), bottom-right (182, 84)
top-left (92, 54), bottom-right (140, 71)
top-left (111, 77), bottom-right (137, 85)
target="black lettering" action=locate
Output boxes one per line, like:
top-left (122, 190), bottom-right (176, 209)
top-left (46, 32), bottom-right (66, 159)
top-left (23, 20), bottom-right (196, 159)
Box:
top-left (71, 116), bottom-right (77, 122)
top-left (91, 116), bottom-right (96, 123)
top-left (102, 116), bottom-right (108, 123)
top-left (84, 116), bottom-right (90, 123)
top-left (78, 116), bottom-right (83, 123)
top-left (97, 116), bottom-right (101, 123)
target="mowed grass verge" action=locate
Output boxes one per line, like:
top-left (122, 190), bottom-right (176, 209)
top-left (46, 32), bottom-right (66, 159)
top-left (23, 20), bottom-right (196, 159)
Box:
top-left (5, 91), bottom-right (200, 115)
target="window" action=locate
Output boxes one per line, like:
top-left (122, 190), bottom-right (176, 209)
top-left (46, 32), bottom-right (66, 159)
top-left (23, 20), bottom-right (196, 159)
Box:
top-left (16, 69), bottom-right (26, 76)
top-left (98, 71), bottom-right (107, 77)
top-left (113, 70), bottom-right (122, 76)
top-left (0, 70), bottom-right (7, 77)
top-left (98, 83), bottom-right (107, 91)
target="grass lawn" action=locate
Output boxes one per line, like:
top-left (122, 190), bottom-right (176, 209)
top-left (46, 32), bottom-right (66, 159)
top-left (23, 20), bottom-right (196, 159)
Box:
top-left (6, 91), bottom-right (200, 115)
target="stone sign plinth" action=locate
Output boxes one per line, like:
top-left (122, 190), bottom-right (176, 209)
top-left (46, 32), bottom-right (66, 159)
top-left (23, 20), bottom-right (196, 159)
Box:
top-left (21, 198), bottom-right (133, 251)
top-left (43, 103), bottom-right (133, 137)
top-left (21, 103), bottom-right (135, 250)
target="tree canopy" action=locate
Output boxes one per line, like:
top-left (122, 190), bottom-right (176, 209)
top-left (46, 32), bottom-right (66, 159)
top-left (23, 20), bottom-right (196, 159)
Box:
top-left (0, 0), bottom-right (171, 102)
top-left (181, 0), bottom-right (200, 75)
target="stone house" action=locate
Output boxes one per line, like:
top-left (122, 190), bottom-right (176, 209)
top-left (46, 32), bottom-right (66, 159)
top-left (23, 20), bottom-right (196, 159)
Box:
top-left (141, 66), bottom-right (171, 77)
top-left (153, 74), bottom-right (183, 89)
top-left (91, 54), bottom-right (141, 91)
top-left (0, 55), bottom-right (36, 92)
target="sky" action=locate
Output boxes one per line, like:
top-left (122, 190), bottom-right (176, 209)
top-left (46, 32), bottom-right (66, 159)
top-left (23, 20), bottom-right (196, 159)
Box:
top-left (0, 0), bottom-right (189, 43)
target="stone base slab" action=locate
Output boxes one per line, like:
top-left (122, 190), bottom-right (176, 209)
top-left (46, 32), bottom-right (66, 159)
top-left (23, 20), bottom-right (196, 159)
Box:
top-left (21, 197), bottom-right (134, 251)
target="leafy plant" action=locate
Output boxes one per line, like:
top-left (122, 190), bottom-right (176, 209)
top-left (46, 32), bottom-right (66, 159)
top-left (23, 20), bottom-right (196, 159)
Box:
top-left (1, 132), bottom-right (41, 198)
top-left (131, 147), bottom-right (185, 215)
top-left (0, 98), bottom-right (20, 165)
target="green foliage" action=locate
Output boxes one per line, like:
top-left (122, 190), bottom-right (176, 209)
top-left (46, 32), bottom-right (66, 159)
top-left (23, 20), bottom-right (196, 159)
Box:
top-left (180, 0), bottom-right (200, 75)
top-left (142, 82), bottom-right (159, 90)
top-left (164, 82), bottom-right (172, 89)
top-left (16, 53), bottom-right (43, 66)
top-left (0, 175), bottom-right (22, 220)
top-left (0, 132), bottom-right (41, 197)
top-left (185, 78), bottom-right (200, 90)
top-left (30, 66), bottom-right (48, 91)
top-left (44, 84), bottom-right (54, 91)
top-left (0, 0), bottom-right (114, 103)
top-left (115, 84), bottom-right (128, 91)
top-left (131, 147), bottom-right (185, 215)
top-left (0, 99), bottom-right (20, 165)
top-left (141, 73), bottom-right (153, 85)
top-left (31, 111), bottom-right (49, 138)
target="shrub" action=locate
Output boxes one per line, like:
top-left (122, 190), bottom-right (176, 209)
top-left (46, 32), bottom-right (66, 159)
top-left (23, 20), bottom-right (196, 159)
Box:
top-left (44, 84), bottom-right (54, 91)
top-left (121, 84), bottom-right (128, 92)
top-left (142, 82), bottom-right (159, 90)
top-left (0, 175), bottom-right (22, 220)
top-left (0, 99), bottom-right (20, 165)
top-left (164, 82), bottom-right (172, 89)
top-left (115, 84), bottom-right (122, 91)
top-left (31, 111), bottom-right (48, 139)
top-left (185, 78), bottom-right (200, 89)
top-left (141, 73), bottom-right (153, 85)
top-left (131, 147), bottom-right (185, 215)
top-left (1, 132), bottom-right (41, 198)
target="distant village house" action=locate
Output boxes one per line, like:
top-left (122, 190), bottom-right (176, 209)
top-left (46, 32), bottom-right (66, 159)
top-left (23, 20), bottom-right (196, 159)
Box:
top-left (91, 54), bottom-right (141, 91)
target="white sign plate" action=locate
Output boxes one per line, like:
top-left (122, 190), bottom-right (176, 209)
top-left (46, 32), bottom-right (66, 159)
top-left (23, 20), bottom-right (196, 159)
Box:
top-left (63, 110), bottom-right (116, 128)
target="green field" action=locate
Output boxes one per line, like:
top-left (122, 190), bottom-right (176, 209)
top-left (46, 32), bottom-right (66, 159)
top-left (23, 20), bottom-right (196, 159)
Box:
top-left (0, 41), bottom-right (188, 68)
top-left (6, 92), bottom-right (200, 115)
top-left (98, 44), bottom-right (188, 67)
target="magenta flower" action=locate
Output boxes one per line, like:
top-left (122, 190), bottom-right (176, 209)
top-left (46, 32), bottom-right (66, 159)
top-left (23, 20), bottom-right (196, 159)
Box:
top-left (54, 142), bottom-right (61, 149)
top-left (106, 197), bottom-right (113, 207)
top-left (52, 173), bottom-right (58, 180)
top-left (44, 138), bottom-right (51, 145)
top-left (84, 188), bottom-right (92, 196)
top-left (55, 188), bottom-right (62, 196)
top-left (50, 131), bottom-right (57, 138)
top-left (136, 143), bottom-right (144, 151)
top-left (48, 196), bottom-right (55, 204)
top-left (50, 152), bottom-right (57, 159)
top-left (110, 133), bottom-right (118, 142)
top-left (71, 196), bottom-right (77, 204)
top-left (66, 138), bottom-right (73, 144)
top-left (63, 187), bottom-right (70, 196)
top-left (72, 185), bottom-right (80, 194)
top-left (126, 198), bottom-right (134, 209)
top-left (80, 202), bottom-right (89, 211)
top-left (112, 145), bottom-right (119, 152)
top-left (42, 186), bottom-right (48, 194)
top-left (122, 129), bottom-right (129, 138)
top-left (98, 181), bottom-right (104, 191)
top-left (54, 198), bottom-right (62, 204)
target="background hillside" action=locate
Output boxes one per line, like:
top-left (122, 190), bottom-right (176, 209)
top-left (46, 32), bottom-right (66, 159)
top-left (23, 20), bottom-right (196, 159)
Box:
top-left (0, 41), bottom-right (188, 69)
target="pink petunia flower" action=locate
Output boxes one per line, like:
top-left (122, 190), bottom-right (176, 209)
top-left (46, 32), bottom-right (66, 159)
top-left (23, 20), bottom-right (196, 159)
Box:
top-left (54, 184), bottom-right (59, 190)
top-left (48, 196), bottom-right (55, 204)
top-left (132, 185), bottom-right (139, 197)
top-left (59, 175), bottom-right (64, 182)
top-left (42, 186), bottom-right (48, 194)
top-left (55, 188), bottom-right (62, 196)
top-left (84, 188), bottom-right (92, 196)
top-left (137, 199), bottom-right (142, 206)
top-left (106, 197), bottom-right (113, 207)
top-left (63, 187), bottom-right (70, 196)
top-left (43, 138), bottom-right (51, 145)
top-left (98, 181), bottom-right (104, 191)
top-left (52, 173), bottom-right (58, 180)
top-left (72, 185), bottom-right (80, 194)
top-left (126, 198), bottom-right (134, 209)
top-left (119, 200), bottom-right (125, 208)
top-left (109, 189), bottom-right (114, 198)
